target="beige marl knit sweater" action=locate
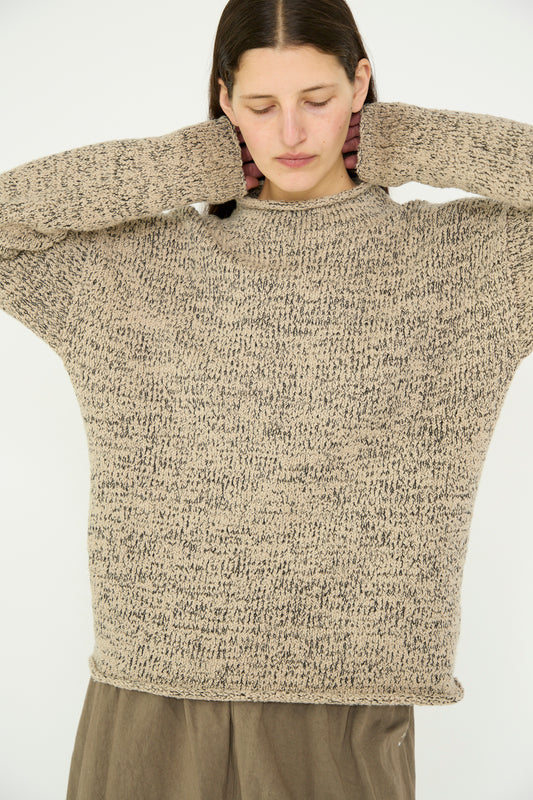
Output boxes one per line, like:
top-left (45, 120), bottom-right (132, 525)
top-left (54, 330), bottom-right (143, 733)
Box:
top-left (1, 102), bottom-right (532, 705)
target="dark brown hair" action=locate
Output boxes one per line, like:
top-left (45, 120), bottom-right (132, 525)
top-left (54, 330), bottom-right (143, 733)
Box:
top-left (205, 0), bottom-right (388, 218)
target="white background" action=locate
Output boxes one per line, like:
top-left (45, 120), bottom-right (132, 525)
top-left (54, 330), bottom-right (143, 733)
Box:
top-left (0, 0), bottom-right (532, 798)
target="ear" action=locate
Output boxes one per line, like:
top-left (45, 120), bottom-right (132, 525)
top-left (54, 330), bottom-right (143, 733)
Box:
top-left (218, 78), bottom-right (239, 127)
top-left (351, 59), bottom-right (372, 114)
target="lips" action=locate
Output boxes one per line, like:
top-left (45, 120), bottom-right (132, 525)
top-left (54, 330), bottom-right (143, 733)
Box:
top-left (276, 154), bottom-right (316, 167)
top-left (277, 153), bottom-right (314, 159)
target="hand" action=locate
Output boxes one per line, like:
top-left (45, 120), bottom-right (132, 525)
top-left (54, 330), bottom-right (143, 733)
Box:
top-left (342, 110), bottom-right (361, 170)
top-left (235, 127), bottom-right (264, 191)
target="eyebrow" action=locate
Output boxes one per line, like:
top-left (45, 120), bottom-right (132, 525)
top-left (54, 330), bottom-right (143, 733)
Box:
top-left (240, 83), bottom-right (338, 99)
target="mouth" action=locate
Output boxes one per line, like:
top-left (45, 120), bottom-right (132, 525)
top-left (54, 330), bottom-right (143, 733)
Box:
top-left (276, 155), bottom-right (316, 168)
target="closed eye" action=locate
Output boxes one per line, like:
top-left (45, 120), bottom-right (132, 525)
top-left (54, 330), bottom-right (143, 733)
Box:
top-left (251, 99), bottom-right (331, 115)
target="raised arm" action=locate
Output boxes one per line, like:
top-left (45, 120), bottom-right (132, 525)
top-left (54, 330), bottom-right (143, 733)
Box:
top-left (357, 101), bottom-right (533, 360)
top-left (0, 115), bottom-right (247, 352)
top-left (356, 101), bottom-right (532, 210)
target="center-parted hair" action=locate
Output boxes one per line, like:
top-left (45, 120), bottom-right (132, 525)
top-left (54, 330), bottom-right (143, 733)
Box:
top-left (206, 0), bottom-right (388, 218)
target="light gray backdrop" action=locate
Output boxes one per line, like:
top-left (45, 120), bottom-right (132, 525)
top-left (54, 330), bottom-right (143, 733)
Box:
top-left (0, 1), bottom-right (531, 798)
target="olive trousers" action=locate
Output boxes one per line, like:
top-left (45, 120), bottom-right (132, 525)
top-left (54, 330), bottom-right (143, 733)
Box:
top-left (66, 678), bottom-right (415, 800)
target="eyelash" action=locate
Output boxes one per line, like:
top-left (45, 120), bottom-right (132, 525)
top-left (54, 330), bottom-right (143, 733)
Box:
top-left (251, 100), bottom-right (331, 115)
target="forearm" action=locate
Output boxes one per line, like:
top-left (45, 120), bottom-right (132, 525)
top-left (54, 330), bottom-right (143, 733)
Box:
top-left (0, 114), bottom-right (247, 250)
top-left (357, 101), bottom-right (533, 210)
top-left (0, 114), bottom-right (248, 352)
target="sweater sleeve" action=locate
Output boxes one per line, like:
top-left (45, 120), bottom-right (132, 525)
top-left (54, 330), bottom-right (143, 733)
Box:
top-left (357, 101), bottom-right (533, 359)
top-left (0, 114), bottom-right (248, 353)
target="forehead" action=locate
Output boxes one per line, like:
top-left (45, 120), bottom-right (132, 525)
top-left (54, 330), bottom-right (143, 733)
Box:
top-left (235, 46), bottom-right (343, 96)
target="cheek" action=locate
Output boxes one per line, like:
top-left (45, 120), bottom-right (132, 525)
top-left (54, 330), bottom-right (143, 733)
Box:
top-left (334, 114), bottom-right (350, 138)
top-left (320, 116), bottom-right (350, 148)
top-left (242, 130), bottom-right (272, 160)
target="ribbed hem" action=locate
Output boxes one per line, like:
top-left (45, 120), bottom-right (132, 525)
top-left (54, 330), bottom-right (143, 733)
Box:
top-left (89, 660), bottom-right (464, 706)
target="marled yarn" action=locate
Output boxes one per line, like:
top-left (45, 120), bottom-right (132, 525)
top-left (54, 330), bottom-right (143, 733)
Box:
top-left (1, 102), bottom-right (531, 704)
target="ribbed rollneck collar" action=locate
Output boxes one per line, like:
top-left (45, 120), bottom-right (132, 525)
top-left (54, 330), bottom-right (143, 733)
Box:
top-left (226, 180), bottom-right (390, 238)
top-left (219, 180), bottom-right (391, 268)
top-left (234, 179), bottom-right (371, 214)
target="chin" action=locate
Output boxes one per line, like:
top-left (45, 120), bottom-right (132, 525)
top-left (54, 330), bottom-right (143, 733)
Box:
top-left (273, 170), bottom-right (321, 187)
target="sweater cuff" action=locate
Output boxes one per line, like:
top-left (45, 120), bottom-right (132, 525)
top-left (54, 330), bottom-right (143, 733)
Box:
top-left (356, 101), bottom-right (433, 188)
top-left (356, 102), bottom-right (402, 188)
top-left (161, 114), bottom-right (249, 206)
top-left (357, 101), bottom-right (478, 191)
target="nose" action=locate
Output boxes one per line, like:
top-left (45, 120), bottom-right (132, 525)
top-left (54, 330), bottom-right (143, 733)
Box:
top-left (279, 109), bottom-right (308, 147)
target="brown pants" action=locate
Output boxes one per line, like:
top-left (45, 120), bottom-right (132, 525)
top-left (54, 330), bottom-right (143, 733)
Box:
top-left (66, 678), bottom-right (415, 800)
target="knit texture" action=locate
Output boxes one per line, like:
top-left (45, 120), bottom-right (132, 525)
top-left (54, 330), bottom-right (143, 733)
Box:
top-left (1, 103), bottom-right (532, 705)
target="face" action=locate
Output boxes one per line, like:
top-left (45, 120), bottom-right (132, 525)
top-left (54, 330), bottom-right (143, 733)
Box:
top-left (218, 45), bottom-right (371, 202)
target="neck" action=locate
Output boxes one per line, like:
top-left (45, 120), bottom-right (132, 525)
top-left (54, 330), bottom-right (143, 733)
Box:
top-left (257, 169), bottom-right (358, 203)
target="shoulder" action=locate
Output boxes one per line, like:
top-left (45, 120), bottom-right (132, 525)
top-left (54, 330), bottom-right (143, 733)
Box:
top-left (401, 194), bottom-right (506, 225)
top-left (393, 194), bottom-right (507, 250)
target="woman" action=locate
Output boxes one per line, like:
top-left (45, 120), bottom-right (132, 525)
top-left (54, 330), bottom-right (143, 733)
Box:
top-left (0, 0), bottom-right (530, 798)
